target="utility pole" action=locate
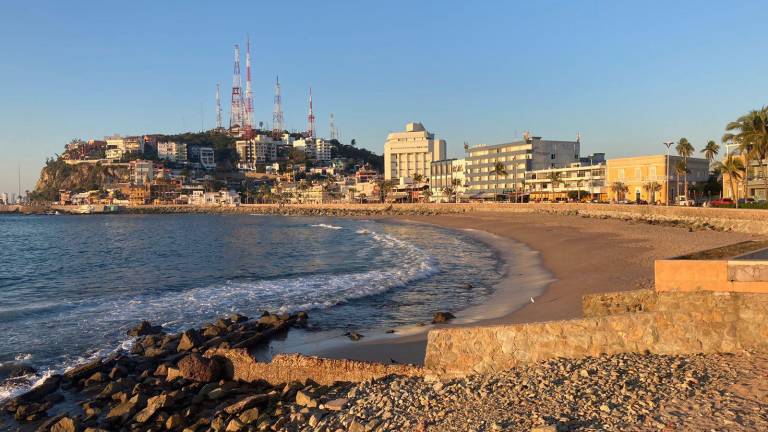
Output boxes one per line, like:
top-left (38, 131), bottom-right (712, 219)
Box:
top-left (664, 141), bottom-right (675, 205)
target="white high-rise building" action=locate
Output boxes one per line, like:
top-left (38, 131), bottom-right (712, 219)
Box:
top-left (384, 122), bottom-right (446, 181)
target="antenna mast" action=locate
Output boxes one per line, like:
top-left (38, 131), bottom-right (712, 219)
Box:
top-left (215, 83), bottom-right (222, 130)
top-left (329, 113), bottom-right (338, 140)
top-left (244, 35), bottom-right (254, 137)
top-left (272, 76), bottom-right (284, 135)
top-left (306, 87), bottom-right (315, 138)
top-left (229, 44), bottom-right (244, 133)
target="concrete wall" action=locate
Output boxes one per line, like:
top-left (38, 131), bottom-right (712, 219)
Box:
top-left (655, 260), bottom-right (768, 293)
top-left (425, 291), bottom-right (768, 380)
top-left (207, 349), bottom-right (423, 385)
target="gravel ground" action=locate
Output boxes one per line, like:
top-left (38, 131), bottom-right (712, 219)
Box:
top-left (313, 351), bottom-right (768, 432)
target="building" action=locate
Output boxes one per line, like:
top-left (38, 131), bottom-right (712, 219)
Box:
top-left (526, 163), bottom-right (607, 201)
top-left (105, 135), bottom-right (145, 161)
top-left (720, 154), bottom-right (768, 201)
top-left (605, 154), bottom-right (710, 203)
top-left (293, 138), bottom-right (332, 161)
top-left (465, 134), bottom-right (580, 197)
top-left (129, 160), bottom-right (155, 185)
top-left (157, 142), bottom-right (188, 164)
top-left (188, 146), bottom-right (216, 170)
top-left (237, 134), bottom-right (278, 169)
top-left (430, 158), bottom-right (466, 202)
top-left (189, 190), bottom-right (241, 206)
top-left (384, 122), bottom-right (446, 181)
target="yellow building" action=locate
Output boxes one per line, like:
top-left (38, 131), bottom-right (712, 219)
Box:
top-left (606, 154), bottom-right (710, 204)
top-left (384, 122), bottom-right (446, 181)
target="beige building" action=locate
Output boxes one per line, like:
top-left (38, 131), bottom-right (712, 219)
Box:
top-left (294, 138), bottom-right (332, 161)
top-left (237, 134), bottom-right (278, 169)
top-left (157, 141), bottom-right (188, 164)
top-left (384, 122), bottom-right (446, 181)
top-left (606, 154), bottom-right (710, 203)
top-left (527, 163), bottom-right (607, 201)
top-left (466, 134), bottom-right (580, 196)
top-left (105, 135), bottom-right (145, 161)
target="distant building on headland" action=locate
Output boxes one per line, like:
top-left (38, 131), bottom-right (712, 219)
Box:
top-left (384, 122), bottom-right (446, 181)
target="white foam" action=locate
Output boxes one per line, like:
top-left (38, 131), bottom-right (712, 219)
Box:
top-left (310, 223), bottom-right (343, 230)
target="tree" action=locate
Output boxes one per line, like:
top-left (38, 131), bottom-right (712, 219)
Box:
top-left (350, 139), bottom-right (357, 147)
top-left (713, 155), bottom-right (745, 208)
top-left (676, 138), bottom-right (694, 200)
top-left (413, 173), bottom-right (424, 184)
top-left (674, 159), bottom-right (688, 201)
top-left (451, 178), bottom-right (462, 203)
top-left (701, 140), bottom-right (720, 165)
top-left (422, 189), bottom-right (432, 203)
top-left (546, 171), bottom-right (563, 202)
top-left (643, 181), bottom-right (662, 204)
top-left (723, 107), bottom-right (768, 201)
top-left (610, 181), bottom-right (628, 202)
top-left (490, 161), bottom-right (507, 199)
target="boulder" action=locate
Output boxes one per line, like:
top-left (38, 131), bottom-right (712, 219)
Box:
top-left (166, 413), bottom-right (184, 429)
top-left (106, 393), bottom-right (145, 423)
top-left (177, 353), bottom-right (220, 383)
top-left (344, 331), bottom-right (364, 341)
top-left (14, 374), bottom-right (61, 404)
top-left (228, 313), bottom-right (248, 323)
top-left (222, 394), bottom-right (270, 415)
top-left (6, 364), bottom-right (36, 378)
top-left (257, 313), bottom-right (282, 326)
top-left (238, 407), bottom-right (260, 424)
top-left (127, 321), bottom-right (163, 337)
top-left (431, 311), bottom-right (456, 324)
top-left (63, 359), bottom-right (104, 382)
top-left (295, 390), bottom-right (317, 408)
top-left (49, 415), bottom-right (78, 432)
top-left (133, 393), bottom-right (170, 423)
top-left (177, 329), bottom-right (204, 352)
top-left (323, 397), bottom-right (348, 411)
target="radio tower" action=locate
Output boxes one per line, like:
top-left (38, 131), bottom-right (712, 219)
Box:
top-left (272, 76), bottom-right (284, 135)
top-left (215, 83), bottom-right (222, 130)
top-left (243, 35), bottom-right (254, 137)
top-left (306, 87), bottom-right (315, 138)
top-left (329, 113), bottom-right (338, 140)
top-left (229, 44), bottom-right (244, 132)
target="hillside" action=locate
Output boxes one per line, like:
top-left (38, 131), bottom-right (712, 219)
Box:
top-left (30, 158), bottom-right (128, 201)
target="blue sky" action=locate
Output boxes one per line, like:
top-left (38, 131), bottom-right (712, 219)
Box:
top-left (1, 1), bottom-right (767, 194)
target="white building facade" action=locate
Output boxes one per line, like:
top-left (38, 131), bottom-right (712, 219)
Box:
top-left (384, 122), bottom-right (446, 181)
top-left (429, 158), bottom-right (466, 202)
top-left (157, 141), bottom-right (188, 164)
top-left (236, 134), bottom-right (278, 169)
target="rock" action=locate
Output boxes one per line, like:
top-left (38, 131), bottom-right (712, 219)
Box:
top-left (323, 398), bottom-right (348, 411)
top-left (257, 313), bottom-right (282, 326)
top-left (134, 393), bottom-right (170, 423)
top-left (177, 353), bottom-right (220, 383)
top-left (530, 426), bottom-right (557, 432)
top-left (63, 359), bottom-right (105, 383)
top-left (238, 407), bottom-right (260, 424)
top-left (6, 364), bottom-right (36, 378)
top-left (177, 329), bottom-right (203, 352)
top-left (431, 311), bottom-right (456, 324)
top-left (15, 374), bottom-right (61, 404)
top-left (166, 367), bottom-right (182, 381)
top-left (229, 313), bottom-right (248, 323)
top-left (344, 331), bottom-right (364, 341)
top-left (49, 415), bottom-right (78, 432)
top-left (462, 283), bottom-right (474, 289)
top-left (166, 413), bottom-right (185, 429)
top-left (84, 371), bottom-right (106, 386)
top-left (295, 390), bottom-right (318, 408)
top-left (226, 418), bottom-right (245, 431)
top-left (106, 393), bottom-right (145, 423)
top-left (127, 321), bottom-right (163, 337)
top-left (223, 394), bottom-right (271, 415)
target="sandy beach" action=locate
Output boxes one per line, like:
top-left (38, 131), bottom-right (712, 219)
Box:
top-left (318, 210), bottom-right (760, 364)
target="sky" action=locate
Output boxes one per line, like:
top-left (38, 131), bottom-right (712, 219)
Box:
top-left (1, 0), bottom-right (767, 194)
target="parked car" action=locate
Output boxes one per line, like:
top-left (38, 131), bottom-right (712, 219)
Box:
top-left (709, 198), bottom-right (735, 207)
top-left (676, 196), bottom-right (696, 206)
top-left (738, 198), bottom-right (756, 205)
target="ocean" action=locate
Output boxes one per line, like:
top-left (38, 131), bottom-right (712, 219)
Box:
top-left (0, 214), bottom-right (502, 400)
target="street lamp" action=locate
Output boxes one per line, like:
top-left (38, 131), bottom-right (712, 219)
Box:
top-left (664, 141), bottom-right (675, 205)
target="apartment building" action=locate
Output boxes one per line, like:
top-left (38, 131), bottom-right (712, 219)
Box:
top-left (129, 160), bottom-right (155, 186)
top-left (465, 134), bottom-right (580, 196)
top-left (237, 134), bottom-right (278, 169)
top-left (105, 135), bottom-right (145, 161)
top-left (384, 122), bottom-right (446, 181)
top-left (606, 154), bottom-right (710, 203)
top-left (293, 138), bottom-right (332, 161)
top-left (157, 141), bottom-right (188, 164)
top-left (188, 146), bottom-right (216, 170)
top-left (526, 163), bottom-right (607, 201)
top-left (429, 158), bottom-right (466, 202)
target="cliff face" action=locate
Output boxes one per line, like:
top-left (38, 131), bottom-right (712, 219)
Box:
top-left (31, 159), bottom-right (129, 201)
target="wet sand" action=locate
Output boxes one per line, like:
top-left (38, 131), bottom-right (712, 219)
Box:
top-left (316, 211), bottom-right (759, 364)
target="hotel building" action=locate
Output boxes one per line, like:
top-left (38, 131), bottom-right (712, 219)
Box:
top-left (526, 162), bottom-right (607, 201)
top-left (605, 154), bottom-right (710, 203)
top-left (465, 134), bottom-right (580, 196)
top-left (429, 158), bottom-right (466, 202)
top-left (384, 122), bottom-right (446, 181)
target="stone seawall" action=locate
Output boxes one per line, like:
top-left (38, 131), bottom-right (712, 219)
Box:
top-left (425, 291), bottom-right (768, 380)
top-left (582, 289), bottom-right (658, 318)
top-left (38, 202), bottom-right (768, 235)
top-left (207, 349), bottom-right (423, 386)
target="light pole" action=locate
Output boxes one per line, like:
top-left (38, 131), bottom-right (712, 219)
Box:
top-left (664, 141), bottom-right (674, 205)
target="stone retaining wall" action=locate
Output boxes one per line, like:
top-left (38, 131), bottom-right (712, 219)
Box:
top-left (207, 349), bottom-right (423, 385)
top-left (582, 289), bottom-right (657, 318)
top-left (425, 291), bottom-right (768, 380)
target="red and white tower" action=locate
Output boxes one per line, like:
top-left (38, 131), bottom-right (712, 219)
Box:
top-left (243, 36), bottom-right (254, 137)
top-left (306, 87), bottom-right (315, 138)
top-left (229, 44), bottom-right (244, 132)
top-left (272, 76), bottom-right (284, 135)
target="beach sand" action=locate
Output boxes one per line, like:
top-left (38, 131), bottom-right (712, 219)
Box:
top-left (315, 210), bottom-right (759, 364)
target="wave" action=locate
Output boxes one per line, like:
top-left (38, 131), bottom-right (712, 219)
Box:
top-left (310, 223), bottom-right (343, 230)
top-left (0, 227), bottom-right (438, 403)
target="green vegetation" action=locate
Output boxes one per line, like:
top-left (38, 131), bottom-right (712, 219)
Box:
top-left (29, 158), bottom-right (121, 202)
top-left (329, 139), bottom-right (383, 171)
top-left (722, 107), bottom-right (768, 201)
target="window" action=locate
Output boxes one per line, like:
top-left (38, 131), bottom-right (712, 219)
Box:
top-left (618, 169), bottom-right (625, 179)
top-left (649, 166), bottom-right (657, 178)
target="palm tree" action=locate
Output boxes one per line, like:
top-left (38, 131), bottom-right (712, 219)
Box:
top-left (723, 107), bottom-right (768, 200)
top-left (451, 178), bottom-right (462, 203)
top-left (676, 138), bottom-right (694, 200)
top-left (546, 171), bottom-right (563, 202)
top-left (643, 181), bottom-right (662, 204)
top-left (412, 173), bottom-right (424, 184)
top-left (701, 140), bottom-right (720, 165)
top-left (610, 181), bottom-right (628, 203)
top-left (490, 161), bottom-right (507, 198)
top-left (713, 155), bottom-right (745, 208)
top-left (674, 159), bottom-right (688, 201)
